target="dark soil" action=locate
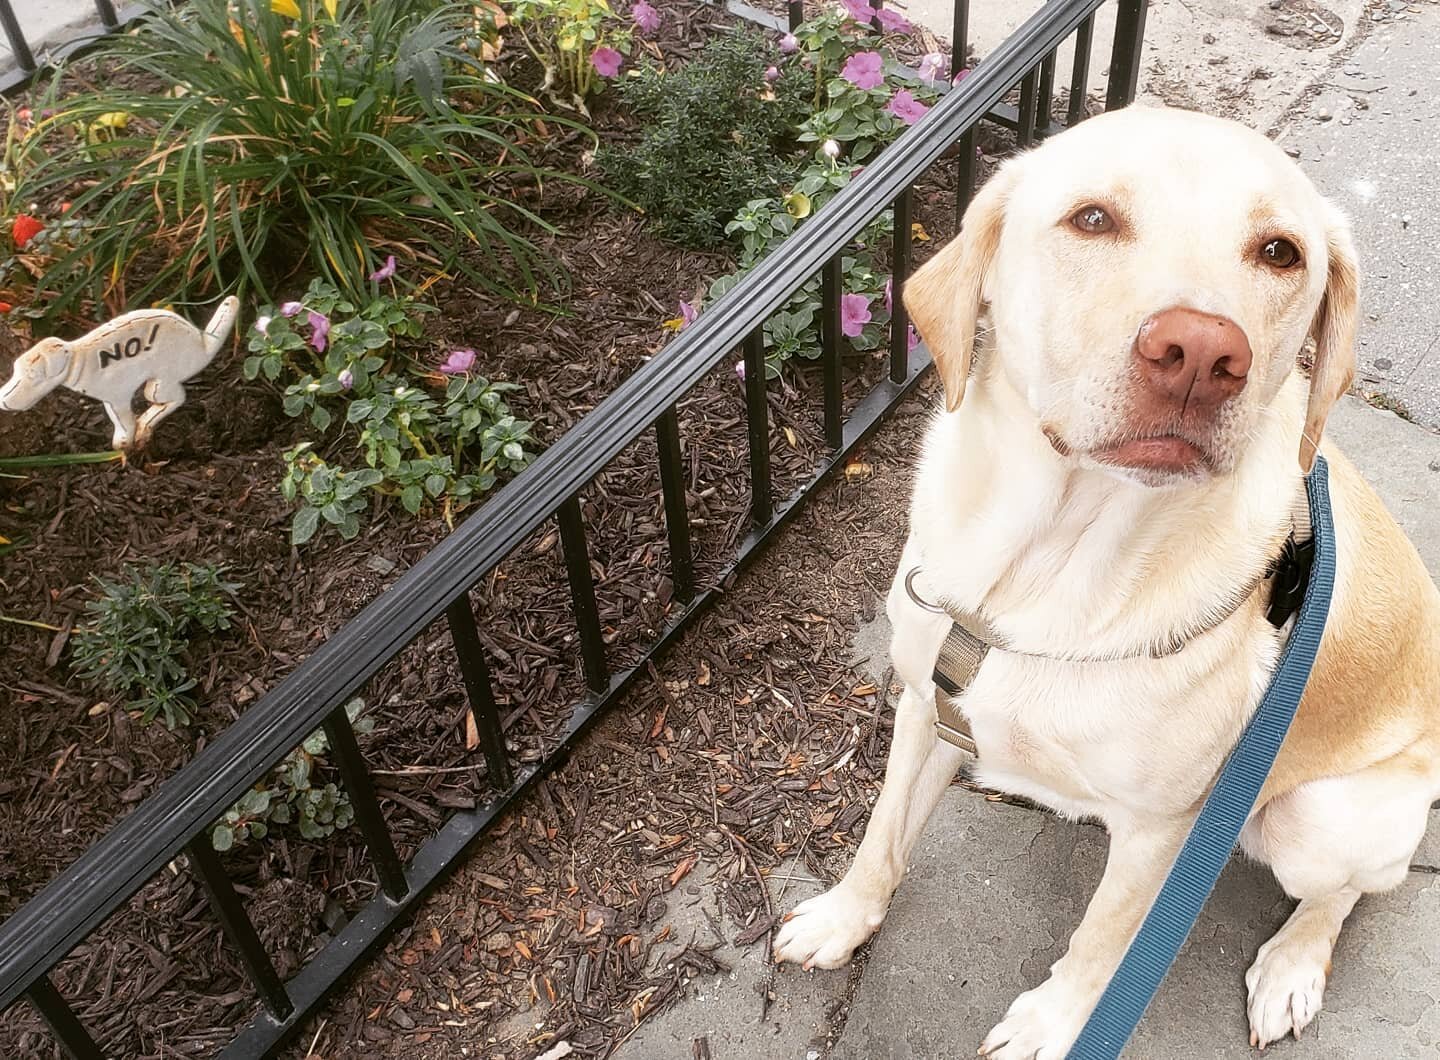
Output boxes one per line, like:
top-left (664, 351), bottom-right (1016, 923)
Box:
top-left (0, 3), bottom-right (1058, 1056)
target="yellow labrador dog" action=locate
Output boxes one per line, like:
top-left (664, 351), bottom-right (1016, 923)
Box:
top-left (773, 106), bottom-right (1440, 1057)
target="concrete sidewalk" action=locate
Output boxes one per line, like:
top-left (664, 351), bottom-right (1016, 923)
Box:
top-left (615, 4), bottom-right (1440, 1058)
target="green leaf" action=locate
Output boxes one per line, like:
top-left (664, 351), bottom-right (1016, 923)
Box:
top-left (291, 505), bottom-right (321, 545)
top-left (211, 824), bottom-right (234, 851)
top-left (400, 483), bottom-right (423, 514)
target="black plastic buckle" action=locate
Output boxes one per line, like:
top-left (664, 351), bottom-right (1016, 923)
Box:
top-left (1266, 534), bottom-right (1315, 628)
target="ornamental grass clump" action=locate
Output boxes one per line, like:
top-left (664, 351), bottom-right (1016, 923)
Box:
top-left (17, 0), bottom-right (592, 321)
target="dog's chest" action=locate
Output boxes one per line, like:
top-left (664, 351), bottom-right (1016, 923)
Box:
top-left (955, 645), bottom-right (1267, 822)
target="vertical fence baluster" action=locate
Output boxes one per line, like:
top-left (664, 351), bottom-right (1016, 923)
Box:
top-left (1107, 0), bottom-right (1149, 110)
top-left (821, 256), bottom-right (844, 450)
top-left (322, 707), bottom-right (409, 902)
top-left (889, 187), bottom-right (912, 384)
top-left (447, 596), bottom-right (515, 790)
top-left (1036, 50), bottom-right (1057, 137)
top-left (1016, 68), bottom-right (1039, 149)
top-left (787, 2), bottom-right (804, 32)
top-left (558, 496), bottom-right (609, 693)
top-left (742, 329), bottom-right (772, 528)
top-left (950, 0), bottom-right (969, 80)
top-left (27, 977), bottom-right (103, 1060)
top-left (0, 0), bottom-right (35, 72)
top-left (92, 0), bottom-right (119, 29)
top-left (955, 126), bottom-right (978, 228)
top-left (655, 407), bottom-right (696, 603)
top-left (186, 838), bottom-right (294, 1020)
top-left (1068, 14), bottom-right (1094, 126)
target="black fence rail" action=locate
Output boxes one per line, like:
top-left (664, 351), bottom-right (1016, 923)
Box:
top-left (0, 0), bottom-right (149, 95)
top-left (0, 1), bottom-right (1148, 1056)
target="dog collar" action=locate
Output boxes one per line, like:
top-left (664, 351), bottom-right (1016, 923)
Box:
top-left (919, 483), bottom-right (1315, 754)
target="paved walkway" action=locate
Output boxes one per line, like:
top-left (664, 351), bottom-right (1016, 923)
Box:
top-left (616, 3), bottom-right (1440, 1058)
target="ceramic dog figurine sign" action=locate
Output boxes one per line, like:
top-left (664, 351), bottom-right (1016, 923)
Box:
top-left (0, 296), bottom-right (240, 450)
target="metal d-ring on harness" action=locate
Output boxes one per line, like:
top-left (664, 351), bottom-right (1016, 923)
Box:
top-left (913, 456), bottom-right (1334, 1060)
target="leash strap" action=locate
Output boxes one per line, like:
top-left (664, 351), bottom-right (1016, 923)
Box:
top-left (1066, 454), bottom-right (1336, 1059)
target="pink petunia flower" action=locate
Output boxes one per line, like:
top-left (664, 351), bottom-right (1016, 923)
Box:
top-left (631, 1), bottom-right (660, 33)
top-left (765, 65), bottom-right (780, 82)
top-left (369, 254), bottom-right (396, 282)
top-left (678, 301), bottom-right (698, 330)
top-left (779, 32), bottom-right (799, 53)
top-left (918, 52), bottom-right (946, 82)
top-left (883, 276), bottom-right (893, 314)
top-left (840, 293), bottom-right (872, 338)
top-left (591, 47), bottom-right (623, 78)
top-left (875, 7), bottom-right (913, 33)
top-left (338, 369), bottom-right (354, 390)
top-left (254, 315), bottom-right (272, 336)
top-left (735, 360), bottom-right (746, 382)
top-left (281, 300), bottom-right (303, 317)
top-left (907, 324), bottom-right (920, 352)
top-left (308, 310), bottom-right (331, 352)
top-left (886, 89), bottom-right (929, 125)
top-left (839, 0), bottom-right (874, 22)
top-left (439, 348), bottom-right (477, 375)
top-left (953, 67), bottom-right (971, 85)
top-left (841, 51), bottom-right (885, 90)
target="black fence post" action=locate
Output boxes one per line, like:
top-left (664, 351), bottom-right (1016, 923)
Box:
top-left (889, 187), bottom-right (912, 385)
top-left (742, 329), bottom-right (772, 528)
top-left (321, 707), bottom-right (410, 902)
top-left (655, 407), bottom-right (696, 602)
top-left (92, 0), bottom-right (119, 29)
top-left (1068, 14), bottom-right (1095, 126)
top-left (558, 495), bottom-right (609, 694)
top-left (1106, 0), bottom-right (1148, 110)
top-left (821, 256), bottom-right (844, 450)
top-left (26, 977), bottom-right (103, 1060)
top-left (0, 0), bottom-right (35, 73)
top-left (446, 595), bottom-right (515, 790)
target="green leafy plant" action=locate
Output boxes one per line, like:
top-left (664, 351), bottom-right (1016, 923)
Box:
top-left (683, 12), bottom-right (934, 370)
top-left (17, 0), bottom-right (592, 320)
top-left (599, 27), bottom-right (811, 248)
top-left (253, 280), bottom-right (535, 544)
top-left (211, 698), bottom-right (375, 850)
top-left (507, 0), bottom-right (632, 105)
top-left (70, 562), bottom-right (240, 729)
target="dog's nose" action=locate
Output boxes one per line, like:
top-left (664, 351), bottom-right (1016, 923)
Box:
top-left (1134, 307), bottom-right (1252, 409)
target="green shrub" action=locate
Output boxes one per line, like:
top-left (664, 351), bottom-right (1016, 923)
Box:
top-left (250, 279), bottom-right (534, 545)
top-left (599, 28), bottom-right (811, 248)
top-left (18, 0), bottom-right (591, 320)
top-left (70, 562), bottom-right (240, 729)
top-left (211, 698), bottom-right (376, 850)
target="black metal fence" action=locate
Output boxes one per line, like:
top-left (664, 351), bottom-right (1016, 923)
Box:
top-left (0, 1), bottom-right (1148, 1056)
top-left (0, 0), bottom-right (150, 95)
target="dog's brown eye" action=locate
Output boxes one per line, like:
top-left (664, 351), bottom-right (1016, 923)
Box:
top-left (1071, 205), bottom-right (1114, 234)
top-left (1261, 238), bottom-right (1301, 269)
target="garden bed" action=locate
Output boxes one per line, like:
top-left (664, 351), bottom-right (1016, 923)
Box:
top-left (0, 1), bottom-right (1041, 1055)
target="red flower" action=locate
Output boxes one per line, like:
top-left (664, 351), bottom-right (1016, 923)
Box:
top-left (12, 214), bottom-right (43, 249)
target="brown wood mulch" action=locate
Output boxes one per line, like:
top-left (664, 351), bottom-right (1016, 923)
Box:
top-left (0, 3), bottom-right (1064, 1055)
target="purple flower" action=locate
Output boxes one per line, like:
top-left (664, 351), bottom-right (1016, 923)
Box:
top-left (369, 254), bottom-right (396, 282)
top-left (678, 300), bottom-right (698, 330)
top-left (591, 46), bottom-right (623, 78)
top-left (953, 67), bottom-right (971, 85)
top-left (280, 300), bottom-right (303, 317)
top-left (439, 348), bottom-right (477, 375)
top-left (886, 89), bottom-right (929, 125)
top-left (307, 310), bottom-right (331, 352)
top-left (841, 51), bottom-right (885, 90)
top-left (907, 324), bottom-right (920, 352)
top-left (779, 32), bottom-right (798, 54)
top-left (254, 315), bottom-right (272, 336)
top-left (840, 0), bottom-right (875, 22)
top-left (918, 52), bottom-right (946, 81)
top-left (883, 276), bottom-right (893, 314)
top-left (765, 65), bottom-right (780, 82)
top-left (735, 360), bottom-right (746, 382)
top-left (631, 1), bottom-right (660, 33)
top-left (875, 7), bottom-right (913, 33)
top-left (840, 293), bottom-right (872, 338)
top-left (338, 368), bottom-right (354, 390)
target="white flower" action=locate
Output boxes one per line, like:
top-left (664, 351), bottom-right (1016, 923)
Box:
top-left (822, 139), bottom-right (841, 160)
top-left (254, 315), bottom-right (272, 335)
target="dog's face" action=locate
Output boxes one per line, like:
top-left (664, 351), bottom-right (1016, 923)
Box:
top-left (906, 106), bottom-right (1358, 485)
top-left (0, 338), bottom-right (71, 411)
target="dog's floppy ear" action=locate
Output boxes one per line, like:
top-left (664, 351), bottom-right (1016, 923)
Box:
top-left (903, 165), bottom-right (1015, 412)
top-left (1300, 208), bottom-right (1359, 473)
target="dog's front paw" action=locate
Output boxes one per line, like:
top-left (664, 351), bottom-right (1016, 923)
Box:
top-left (1245, 931), bottom-right (1329, 1048)
top-left (980, 977), bottom-right (1092, 1060)
top-left (772, 884), bottom-right (887, 970)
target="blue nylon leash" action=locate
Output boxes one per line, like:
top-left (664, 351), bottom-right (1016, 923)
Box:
top-left (1066, 454), bottom-right (1337, 1060)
